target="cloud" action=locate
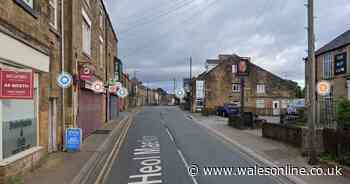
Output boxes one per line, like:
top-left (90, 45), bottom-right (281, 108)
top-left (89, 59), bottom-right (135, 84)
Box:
top-left (105, 0), bottom-right (350, 91)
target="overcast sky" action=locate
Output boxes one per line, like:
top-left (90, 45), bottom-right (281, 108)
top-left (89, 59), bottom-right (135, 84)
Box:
top-left (104, 0), bottom-right (350, 92)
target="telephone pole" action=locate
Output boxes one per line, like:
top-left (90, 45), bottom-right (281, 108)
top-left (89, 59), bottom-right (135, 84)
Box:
top-left (190, 56), bottom-right (192, 111)
top-left (307, 0), bottom-right (318, 165)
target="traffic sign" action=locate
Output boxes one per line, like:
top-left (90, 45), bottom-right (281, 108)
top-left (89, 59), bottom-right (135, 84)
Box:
top-left (57, 72), bottom-right (73, 88)
top-left (175, 88), bottom-right (185, 99)
top-left (117, 87), bottom-right (128, 98)
top-left (317, 81), bottom-right (331, 96)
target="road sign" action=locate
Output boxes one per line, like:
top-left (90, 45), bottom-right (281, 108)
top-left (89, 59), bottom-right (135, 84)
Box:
top-left (57, 72), bottom-right (73, 88)
top-left (117, 87), bottom-right (128, 98)
top-left (317, 81), bottom-right (331, 96)
top-left (175, 88), bottom-right (185, 99)
top-left (65, 128), bottom-right (82, 152)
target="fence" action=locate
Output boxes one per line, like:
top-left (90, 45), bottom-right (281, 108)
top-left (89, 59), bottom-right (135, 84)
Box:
top-left (323, 128), bottom-right (350, 159)
top-left (319, 97), bottom-right (337, 129)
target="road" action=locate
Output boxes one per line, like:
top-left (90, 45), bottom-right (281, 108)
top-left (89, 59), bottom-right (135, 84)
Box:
top-left (105, 106), bottom-right (292, 184)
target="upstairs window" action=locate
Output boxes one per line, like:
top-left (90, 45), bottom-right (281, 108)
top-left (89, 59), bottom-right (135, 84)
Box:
top-left (22, 0), bottom-right (34, 9)
top-left (99, 8), bottom-right (104, 30)
top-left (49, 0), bottom-right (57, 29)
top-left (323, 53), bottom-right (333, 79)
top-left (82, 9), bottom-right (91, 56)
top-left (256, 99), bottom-right (265, 109)
top-left (257, 84), bottom-right (266, 94)
top-left (232, 64), bottom-right (237, 74)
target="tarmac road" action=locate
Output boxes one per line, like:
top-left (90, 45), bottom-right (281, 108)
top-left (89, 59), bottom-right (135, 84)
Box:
top-left (105, 106), bottom-right (292, 184)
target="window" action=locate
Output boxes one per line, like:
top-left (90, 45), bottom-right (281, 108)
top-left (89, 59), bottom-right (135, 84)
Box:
top-left (232, 83), bottom-right (240, 93)
top-left (257, 84), bottom-right (265, 94)
top-left (232, 64), bottom-right (237, 74)
top-left (99, 9), bottom-right (104, 29)
top-left (82, 9), bottom-right (91, 56)
top-left (84, 0), bottom-right (90, 7)
top-left (22, 0), bottom-right (34, 9)
top-left (323, 53), bottom-right (333, 79)
top-left (99, 43), bottom-right (104, 69)
top-left (256, 99), bottom-right (265, 109)
top-left (0, 72), bottom-right (38, 160)
top-left (49, 0), bottom-right (57, 29)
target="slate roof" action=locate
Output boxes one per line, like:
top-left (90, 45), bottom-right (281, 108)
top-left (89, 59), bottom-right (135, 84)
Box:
top-left (316, 29), bottom-right (350, 56)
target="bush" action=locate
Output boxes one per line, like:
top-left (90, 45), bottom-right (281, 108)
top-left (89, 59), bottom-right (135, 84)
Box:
top-left (336, 98), bottom-right (350, 128)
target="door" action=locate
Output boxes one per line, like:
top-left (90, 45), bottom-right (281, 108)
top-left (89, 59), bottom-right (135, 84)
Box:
top-left (273, 100), bottom-right (280, 116)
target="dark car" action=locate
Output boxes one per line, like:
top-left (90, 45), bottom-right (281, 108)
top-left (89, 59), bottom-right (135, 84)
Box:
top-left (216, 103), bottom-right (240, 117)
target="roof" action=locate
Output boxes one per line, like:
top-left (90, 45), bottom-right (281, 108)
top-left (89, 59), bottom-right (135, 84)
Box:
top-left (206, 59), bottom-right (220, 65)
top-left (316, 29), bottom-right (350, 56)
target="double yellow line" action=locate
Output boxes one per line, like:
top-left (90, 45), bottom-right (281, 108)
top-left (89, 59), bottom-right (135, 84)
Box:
top-left (94, 116), bottom-right (134, 184)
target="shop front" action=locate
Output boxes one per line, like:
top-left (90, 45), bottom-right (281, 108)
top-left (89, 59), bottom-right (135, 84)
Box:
top-left (0, 31), bottom-right (50, 180)
top-left (77, 64), bottom-right (105, 138)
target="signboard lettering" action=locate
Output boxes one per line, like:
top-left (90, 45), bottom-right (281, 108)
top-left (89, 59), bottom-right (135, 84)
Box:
top-left (0, 69), bottom-right (33, 99)
top-left (334, 53), bottom-right (347, 75)
top-left (65, 128), bottom-right (82, 152)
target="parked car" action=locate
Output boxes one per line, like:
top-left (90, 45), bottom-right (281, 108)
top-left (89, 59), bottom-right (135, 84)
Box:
top-left (216, 103), bottom-right (240, 117)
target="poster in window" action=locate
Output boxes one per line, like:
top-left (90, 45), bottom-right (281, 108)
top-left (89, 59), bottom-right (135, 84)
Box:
top-left (2, 99), bottom-right (36, 159)
top-left (334, 53), bottom-right (347, 75)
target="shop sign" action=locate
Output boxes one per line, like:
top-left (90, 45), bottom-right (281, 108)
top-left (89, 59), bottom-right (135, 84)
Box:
top-left (334, 53), bottom-right (347, 75)
top-left (92, 80), bottom-right (105, 93)
top-left (0, 69), bottom-right (33, 99)
top-left (79, 64), bottom-right (92, 81)
top-left (109, 85), bottom-right (118, 94)
top-left (65, 128), bottom-right (82, 152)
top-left (237, 59), bottom-right (250, 76)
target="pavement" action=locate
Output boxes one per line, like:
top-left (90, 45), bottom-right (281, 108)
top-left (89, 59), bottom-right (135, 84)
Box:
top-left (105, 106), bottom-right (290, 184)
top-left (22, 111), bottom-right (132, 184)
top-left (189, 112), bottom-right (350, 184)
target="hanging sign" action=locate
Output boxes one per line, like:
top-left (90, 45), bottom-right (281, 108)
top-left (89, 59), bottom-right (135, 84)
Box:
top-left (92, 80), bottom-right (105, 93)
top-left (79, 64), bottom-right (93, 81)
top-left (334, 53), bottom-right (347, 75)
top-left (0, 69), bottom-right (34, 99)
top-left (317, 81), bottom-right (331, 96)
top-left (237, 59), bottom-right (250, 76)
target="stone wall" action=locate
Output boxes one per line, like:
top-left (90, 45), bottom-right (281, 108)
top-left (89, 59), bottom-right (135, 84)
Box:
top-left (262, 123), bottom-right (324, 155)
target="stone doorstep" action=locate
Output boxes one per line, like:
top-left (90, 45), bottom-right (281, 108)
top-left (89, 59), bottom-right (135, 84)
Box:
top-left (320, 160), bottom-right (350, 179)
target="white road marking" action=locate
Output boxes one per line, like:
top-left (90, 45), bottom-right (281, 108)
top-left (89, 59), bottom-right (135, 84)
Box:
top-left (177, 149), bottom-right (199, 184)
top-left (165, 128), bottom-right (175, 143)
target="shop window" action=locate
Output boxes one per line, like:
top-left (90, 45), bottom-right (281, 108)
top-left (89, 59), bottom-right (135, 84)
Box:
top-left (0, 74), bottom-right (38, 160)
top-left (49, 0), bottom-right (58, 29)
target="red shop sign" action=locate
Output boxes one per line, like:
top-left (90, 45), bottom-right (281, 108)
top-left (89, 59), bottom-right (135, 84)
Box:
top-left (0, 69), bottom-right (34, 99)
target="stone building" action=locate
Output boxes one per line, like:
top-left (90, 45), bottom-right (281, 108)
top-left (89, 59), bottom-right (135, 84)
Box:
top-left (305, 29), bottom-right (350, 127)
top-left (63, 0), bottom-right (118, 138)
top-left (192, 54), bottom-right (299, 115)
top-left (0, 0), bottom-right (63, 181)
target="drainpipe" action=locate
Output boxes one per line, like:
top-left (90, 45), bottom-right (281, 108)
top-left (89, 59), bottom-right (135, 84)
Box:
top-left (61, 0), bottom-right (65, 150)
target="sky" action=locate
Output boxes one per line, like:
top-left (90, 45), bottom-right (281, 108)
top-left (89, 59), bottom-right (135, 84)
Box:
top-left (104, 0), bottom-right (350, 93)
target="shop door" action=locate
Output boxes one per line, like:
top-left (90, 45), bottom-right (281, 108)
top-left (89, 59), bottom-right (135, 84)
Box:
top-left (77, 90), bottom-right (102, 139)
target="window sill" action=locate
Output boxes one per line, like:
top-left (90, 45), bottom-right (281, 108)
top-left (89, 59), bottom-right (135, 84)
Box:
top-left (49, 26), bottom-right (61, 38)
top-left (0, 146), bottom-right (43, 166)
